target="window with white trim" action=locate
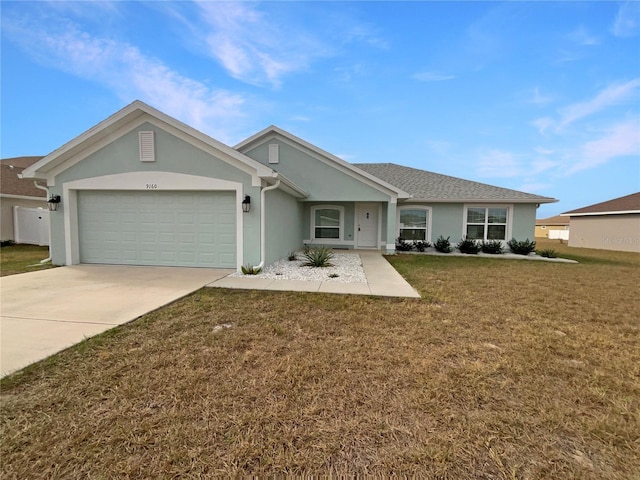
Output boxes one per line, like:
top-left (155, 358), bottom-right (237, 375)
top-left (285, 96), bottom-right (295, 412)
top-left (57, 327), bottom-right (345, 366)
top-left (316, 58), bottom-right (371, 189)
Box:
top-left (312, 206), bottom-right (343, 240)
top-left (398, 207), bottom-right (429, 241)
top-left (465, 206), bottom-right (509, 241)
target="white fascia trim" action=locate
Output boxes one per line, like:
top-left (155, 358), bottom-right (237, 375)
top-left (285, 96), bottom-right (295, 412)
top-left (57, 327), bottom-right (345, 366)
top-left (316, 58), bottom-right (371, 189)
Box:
top-left (236, 128), bottom-right (411, 199)
top-left (0, 194), bottom-right (47, 201)
top-left (61, 171), bottom-right (244, 268)
top-left (561, 210), bottom-right (640, 217)
top-left (269, 173), bottom-right (308, 198)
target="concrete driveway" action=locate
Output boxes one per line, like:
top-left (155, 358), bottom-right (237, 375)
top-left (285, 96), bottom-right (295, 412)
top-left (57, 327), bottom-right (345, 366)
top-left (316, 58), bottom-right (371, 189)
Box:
top-left (0, 265), bottom-right (232, 377)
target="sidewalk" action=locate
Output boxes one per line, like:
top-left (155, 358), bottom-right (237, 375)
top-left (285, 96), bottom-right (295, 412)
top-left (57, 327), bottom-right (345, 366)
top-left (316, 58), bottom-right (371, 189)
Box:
top-left (207, 252), bottom-right (421, 298)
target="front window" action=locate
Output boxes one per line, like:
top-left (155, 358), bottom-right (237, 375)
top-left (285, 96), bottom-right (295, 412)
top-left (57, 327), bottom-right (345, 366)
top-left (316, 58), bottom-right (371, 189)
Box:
top-left (466, 207), bottom-right (508, 241)
top-left (312, 206), bottom-right (343, 239)
top-left (399, 208), bottom-right (428, 241)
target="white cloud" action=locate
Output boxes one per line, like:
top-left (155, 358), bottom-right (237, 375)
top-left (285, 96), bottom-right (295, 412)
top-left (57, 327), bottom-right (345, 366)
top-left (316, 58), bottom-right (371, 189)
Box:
top-left (412, 71), bottom-right (455, 82)
top-left (532, 117), bottom-right (554, 134)
top-left (567, 120), bottom-right (640, 174)
top-left (528, 87), bottom-right (553, 105)
top-left (476, 149), bottom-right (524, 178)
top-left (3, 12), bottom-right (246, 143)
top-left (195, 2), bottom-right (328, 87)
top-left (612, 2), bottom-right (640, 37)
top-left (568, 26), bottom-right (600, 46)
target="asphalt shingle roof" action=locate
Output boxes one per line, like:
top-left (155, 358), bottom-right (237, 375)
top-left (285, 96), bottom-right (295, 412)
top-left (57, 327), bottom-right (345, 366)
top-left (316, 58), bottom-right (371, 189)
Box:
top-left (563, 192), bottom-right (640, 215)
top-left (354, 163), bottom-right (555, 202)
top-left (1, 157), bottom-right (46, 198)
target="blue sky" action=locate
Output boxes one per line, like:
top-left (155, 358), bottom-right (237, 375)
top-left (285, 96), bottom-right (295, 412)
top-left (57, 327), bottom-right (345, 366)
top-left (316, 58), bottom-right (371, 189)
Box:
top-left (2, 1), bottom-right (639, 217)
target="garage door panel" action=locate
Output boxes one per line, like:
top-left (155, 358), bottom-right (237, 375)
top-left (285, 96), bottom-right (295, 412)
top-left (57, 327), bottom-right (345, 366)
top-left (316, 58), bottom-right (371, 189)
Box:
top-left (78, 191), bottom-right (236, 268)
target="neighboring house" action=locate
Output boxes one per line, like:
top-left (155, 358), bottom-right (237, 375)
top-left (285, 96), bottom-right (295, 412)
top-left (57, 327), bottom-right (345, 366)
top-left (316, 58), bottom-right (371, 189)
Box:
top-left (0, 156), bottom-right (48, 244)
top-left (20, 101), bottom-right (557, 269)
top-left (562, 192), bottom-right (640, 253)
top-left (535, 215), bottom-right (570, 238)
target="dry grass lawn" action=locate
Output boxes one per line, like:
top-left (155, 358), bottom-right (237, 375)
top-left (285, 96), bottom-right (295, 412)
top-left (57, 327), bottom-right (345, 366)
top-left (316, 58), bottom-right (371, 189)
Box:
top-left (0, 244), bottom-right (55, 277)
top-left (1, 239), bottom-right (639, 478)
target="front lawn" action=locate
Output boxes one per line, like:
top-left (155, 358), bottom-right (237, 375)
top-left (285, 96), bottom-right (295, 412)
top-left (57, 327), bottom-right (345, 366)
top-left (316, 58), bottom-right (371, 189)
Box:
top-left (0, 244), bottom-right (54, 277)
top-left (1, 243), bottom-right (639, 478)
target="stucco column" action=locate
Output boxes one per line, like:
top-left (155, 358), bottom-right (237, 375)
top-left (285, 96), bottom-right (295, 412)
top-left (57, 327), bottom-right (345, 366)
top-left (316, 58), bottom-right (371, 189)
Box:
top-left (385, 201), bottom-right (397, 254)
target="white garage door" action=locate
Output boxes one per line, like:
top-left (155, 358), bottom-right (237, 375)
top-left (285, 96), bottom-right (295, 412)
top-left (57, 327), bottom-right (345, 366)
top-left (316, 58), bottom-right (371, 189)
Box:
top-left (78, 191), bottom-right (236, 268)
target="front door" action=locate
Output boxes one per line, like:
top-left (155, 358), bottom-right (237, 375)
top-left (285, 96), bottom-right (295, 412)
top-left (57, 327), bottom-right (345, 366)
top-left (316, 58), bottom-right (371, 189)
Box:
top-left (356, 204), bottom-right (378, 248)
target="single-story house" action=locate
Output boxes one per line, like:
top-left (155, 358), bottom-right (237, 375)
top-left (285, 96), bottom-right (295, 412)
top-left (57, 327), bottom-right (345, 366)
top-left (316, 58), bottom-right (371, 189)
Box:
top-left (20, 100), bottom-right (557, 270)
top-left (1, 156), bottom-right (48, 243)
top-left (535, 215), bottom-right (570, 238)
top-left (561, 192), bottom-right (640, 253)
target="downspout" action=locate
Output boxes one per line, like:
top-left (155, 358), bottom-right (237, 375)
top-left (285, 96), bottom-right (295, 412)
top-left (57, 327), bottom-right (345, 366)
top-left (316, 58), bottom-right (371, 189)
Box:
top-left (254, 180), bottom-right (281, 270)
top-left (33, 181), bottom-right (52, 264)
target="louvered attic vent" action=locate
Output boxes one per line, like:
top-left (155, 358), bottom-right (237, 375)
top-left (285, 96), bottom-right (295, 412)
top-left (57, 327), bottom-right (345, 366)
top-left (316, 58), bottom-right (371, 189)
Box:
top-left (268, 143), bottom-right (279, 164)
top-left (139, 131), bottom-right (155, 162)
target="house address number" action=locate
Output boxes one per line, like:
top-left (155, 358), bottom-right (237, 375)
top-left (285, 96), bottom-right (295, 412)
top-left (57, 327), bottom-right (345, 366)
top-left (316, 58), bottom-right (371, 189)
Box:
top-left (146, 184), bottom-right (158, 189)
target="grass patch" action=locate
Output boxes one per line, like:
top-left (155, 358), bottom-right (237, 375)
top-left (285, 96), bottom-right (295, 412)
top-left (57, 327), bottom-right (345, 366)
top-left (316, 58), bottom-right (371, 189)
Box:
top-left (1, 241), bottom-right (639, 478)
top-left (0, 244), bottom-right (55, 277)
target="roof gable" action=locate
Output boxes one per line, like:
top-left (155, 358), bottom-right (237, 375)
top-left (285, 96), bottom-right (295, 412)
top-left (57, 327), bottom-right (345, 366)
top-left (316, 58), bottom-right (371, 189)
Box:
top-left (20, 101), bottom-right (276, 185)
top-left (236, 126), bottom-right (411, 200)
top-left (562, 192), bottom-right (640, 216)
top-left (355, 163), bottom-right (557, 203)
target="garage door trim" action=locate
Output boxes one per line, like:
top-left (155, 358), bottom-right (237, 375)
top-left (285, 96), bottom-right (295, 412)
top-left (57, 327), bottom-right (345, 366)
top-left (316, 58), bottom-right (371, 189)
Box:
top-left (62, 172), bottom-right (245, 269)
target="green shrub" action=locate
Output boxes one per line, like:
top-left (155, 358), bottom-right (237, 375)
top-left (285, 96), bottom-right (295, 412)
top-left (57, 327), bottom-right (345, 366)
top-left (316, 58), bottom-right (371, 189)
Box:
top-left (0, 240), bottom-right (16, 247)
top-left (456, 237), bottom-right (480, 254)
top-left (395, 237), bottom-right (414, 251)
top-left (414, 240), bottom-right (431, 252)
top-left (507, 238), bottom-right (536, 255)
top-left (434, 235), bottom-right (452, 253)
top-left (302, 246), bottom-right (334, 267)
top-left (538, 248), bottom-right (557, 258)
top-left (481, 240), bottom-right (504, 254)
top-left (241, 263), bottom-right (262, 275)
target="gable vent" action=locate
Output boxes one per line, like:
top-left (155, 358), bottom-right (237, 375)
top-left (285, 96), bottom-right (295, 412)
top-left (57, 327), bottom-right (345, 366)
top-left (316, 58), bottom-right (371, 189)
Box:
top-left (268, 143), bottom-right (279, 164)
top-left (139, 131), bottom-right (155, 162)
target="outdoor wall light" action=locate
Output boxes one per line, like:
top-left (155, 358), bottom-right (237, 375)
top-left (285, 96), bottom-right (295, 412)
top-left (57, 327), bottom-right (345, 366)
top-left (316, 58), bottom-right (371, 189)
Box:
top-left (47, 195), bottom-right (61, 212)
top-left (242, 195), bottom-right (251, 213)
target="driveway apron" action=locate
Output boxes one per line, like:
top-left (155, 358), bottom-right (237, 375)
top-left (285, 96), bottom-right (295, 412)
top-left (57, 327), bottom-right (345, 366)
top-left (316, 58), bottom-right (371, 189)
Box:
top-left (0, 265), bottom-right (232, 377)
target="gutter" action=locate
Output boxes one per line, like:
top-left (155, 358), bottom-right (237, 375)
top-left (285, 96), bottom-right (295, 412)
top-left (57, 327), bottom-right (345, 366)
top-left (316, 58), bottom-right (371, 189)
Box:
top-left (32, 181), bottom-right (52, 264)
top-left (254, 180), bottom-right (281, 270)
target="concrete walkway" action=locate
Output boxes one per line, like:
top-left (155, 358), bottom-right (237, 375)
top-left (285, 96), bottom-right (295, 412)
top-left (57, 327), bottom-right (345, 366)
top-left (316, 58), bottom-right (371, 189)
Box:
top-left (208, 252), bottom-right (421, 298)
top-left (0, 265), bottom-right (232, 377)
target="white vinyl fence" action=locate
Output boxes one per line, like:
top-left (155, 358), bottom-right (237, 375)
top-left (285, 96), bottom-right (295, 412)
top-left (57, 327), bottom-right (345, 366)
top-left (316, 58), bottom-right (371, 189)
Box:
top-left (13, 206), bottom-right (50, 246)
top-left (548, 229), bottom-right (570, 241)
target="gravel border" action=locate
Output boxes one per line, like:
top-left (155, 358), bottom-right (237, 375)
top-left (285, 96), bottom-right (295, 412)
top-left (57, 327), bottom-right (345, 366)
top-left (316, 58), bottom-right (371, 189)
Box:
top-left (231, 253), bottom-right (367, 283)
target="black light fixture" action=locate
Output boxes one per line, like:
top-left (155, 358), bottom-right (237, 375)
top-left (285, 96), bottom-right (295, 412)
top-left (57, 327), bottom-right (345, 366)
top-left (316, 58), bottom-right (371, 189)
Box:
top-left (242, 195), bottom-right (251, 213)
top-left (47, 195), bottom-right (61, 212)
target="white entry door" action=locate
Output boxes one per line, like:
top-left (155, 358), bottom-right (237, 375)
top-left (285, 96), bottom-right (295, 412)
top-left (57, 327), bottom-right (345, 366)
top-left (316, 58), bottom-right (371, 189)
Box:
top-left (356, 203), bottom-right (378, 248)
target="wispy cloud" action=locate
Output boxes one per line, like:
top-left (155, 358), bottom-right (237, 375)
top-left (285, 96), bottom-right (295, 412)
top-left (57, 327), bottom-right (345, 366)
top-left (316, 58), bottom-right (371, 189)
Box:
top-left (191, 2), bottom-right (333, 88)
top-left (476, 149), bottom-right (524, 178)
top-left (2, 10), bottom-right (246, 142)
top-left (567, 120), bottom-right (640, 174)
top-left (612, 1), bottom-right (640, 38)
top-left (412, 71), bottom-right (455, 82)
top-left (528, 87), bottom-right (553, 105)
top-left (557, 78), bottom-right (640, 130)
top-left (568, 26), bottom-right (600, 46)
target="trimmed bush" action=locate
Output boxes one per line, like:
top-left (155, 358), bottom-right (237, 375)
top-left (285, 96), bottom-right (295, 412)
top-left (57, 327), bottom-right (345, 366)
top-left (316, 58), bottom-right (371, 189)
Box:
top-left (302, 246), bottom-right (334, 267)
top-left (481, 240), bottom-right (504, 254)
top-left (395, 237), bottom-right (414, 251)
top-left (538, 248), bottom-right (557, 258)
top-left (456, 237), bottom-right (480, 254)
top-left (507, 238), bottom-right (536, 255)
top-left (434, 235), bottom-right (452, 253)
top-left (414, 240), bottom-right (431, 252)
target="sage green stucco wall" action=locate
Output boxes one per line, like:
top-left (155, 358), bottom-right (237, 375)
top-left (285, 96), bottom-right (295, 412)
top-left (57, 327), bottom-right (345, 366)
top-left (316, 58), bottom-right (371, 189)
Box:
top-left (264, 188), bottom-right (304, 264)
top-left (430, 203), bottom-right (464, 243)
top-left (48, 122), bottom-right (260, 266)
top-left (244, 140), bottom-right (391, 202)
top-left (511, 203), bottom-right (537, 241)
